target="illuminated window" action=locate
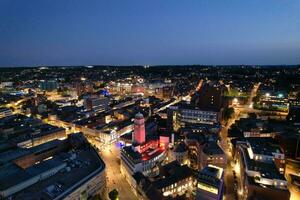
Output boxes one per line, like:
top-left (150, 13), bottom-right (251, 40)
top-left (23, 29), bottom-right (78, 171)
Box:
top-left (197, 183), bottom-right (218, 194)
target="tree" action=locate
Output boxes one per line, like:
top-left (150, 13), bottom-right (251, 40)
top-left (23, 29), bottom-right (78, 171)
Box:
top-left (108, 189), bottom-right (118, 200)
top-left (224, 107), bottom-right (234, 121)
top-left (90, 194), bottom-right (102, 200)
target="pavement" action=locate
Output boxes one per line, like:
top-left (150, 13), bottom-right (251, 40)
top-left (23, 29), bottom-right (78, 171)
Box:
top-left (95, 142), bottom-right (139, 200)
top-left (220, 83), bottom-right (260, 200)
top-left (220, 112), bottom-right (239, 200)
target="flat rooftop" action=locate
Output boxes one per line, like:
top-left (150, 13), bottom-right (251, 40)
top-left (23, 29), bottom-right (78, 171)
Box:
top-left (240, 144), bottom-right (285, 181)
top-left (152, 161), bottom-right (194, 189)
top-left (198, 165), bottom-right (223, 188)
top-left (0, 134), bottom-right (105, 199)
top-left (14, 149), bottom-right (104, 200)
top-left (246, 137), bottom-right (282, 156)
top-left (122, 141), bottom-right (165, 163)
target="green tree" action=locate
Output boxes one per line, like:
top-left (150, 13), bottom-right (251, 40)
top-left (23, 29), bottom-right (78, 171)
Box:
top-left (108, 189), bottom-right (118, 200)
top-left (90, 194), bottom-right (102, 200)
top-left (224, 107), bottom-right (234, 121)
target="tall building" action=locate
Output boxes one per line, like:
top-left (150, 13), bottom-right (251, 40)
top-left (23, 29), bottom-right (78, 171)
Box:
top-left (132, 113), bottom-right (146, 144)
top-left (167, 101), bottom-right (221, 131)
top-left (39, 80), bottom-right (58, 91)
top-left (196, 165), bottom-right (224, 200)
top-left (121, 113), bottom-right (167, 188)
top-left (192, 81), bottom-right (226, 111)
top-left (84, 96), bottom-right (110, 112)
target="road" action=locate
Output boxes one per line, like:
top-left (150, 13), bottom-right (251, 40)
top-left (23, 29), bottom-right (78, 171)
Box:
top-left (220, 109), bottom-right (240, 200)
top-left (93, 141), bottom-right (139, 200)
top-left (235, 82), bottom-right (287, 117)
top-left (221, 83), bottom-right (259, 200)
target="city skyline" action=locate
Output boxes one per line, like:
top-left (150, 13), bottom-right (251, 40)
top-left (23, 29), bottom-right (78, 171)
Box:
top-left (0, 65), bottom-right (300, 200)
top-left (1, 0), bottom-right (300, 67)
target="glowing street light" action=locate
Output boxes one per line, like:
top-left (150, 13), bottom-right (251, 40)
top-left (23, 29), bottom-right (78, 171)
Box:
top-left (249, 103), bottom-right (253, 109)
top-left (233, 98), bottom-right (239, 107)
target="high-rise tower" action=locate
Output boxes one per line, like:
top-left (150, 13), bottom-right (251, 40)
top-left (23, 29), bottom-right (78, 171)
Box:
top-left (133, 113), bottom-right (145, 144)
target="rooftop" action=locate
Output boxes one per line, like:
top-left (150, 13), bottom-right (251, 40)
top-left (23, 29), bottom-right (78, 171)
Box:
top-left (239, 143), bottom-right (286, 182)
top-left (202, 142), bottom-right (225, 155)
top-left (198, 165), bottom-right (223, 188)
top-left (152, 161), bottom-right (194, 189)
top-left (0, 133), bottom-right (105, 199)
top-left (247, 137), bottom-right (283, 156)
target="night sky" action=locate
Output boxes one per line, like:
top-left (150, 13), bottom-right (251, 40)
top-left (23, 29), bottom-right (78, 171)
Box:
top-left (1, 0), bottom-right (300, 67)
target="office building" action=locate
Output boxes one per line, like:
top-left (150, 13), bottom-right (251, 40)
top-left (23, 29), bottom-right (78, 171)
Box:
top-left (192, 81), bottom-right (225, 111)
top-left (235, 139), bottom-right (290, 200)
top-left (0, 133), bottom-right (106, 199)
top-left (196, 165), bottom-right (224, 200)
top-left (39, 80), bottom-right (58, 91)
top-left (84, 96), bottom-right (110, 112)
top-left (133, 161), bottom-right (196, 199)
top-left (201, 142), bottom-right (227, 169)
top-left (167, 101), bottom-right (221, 132)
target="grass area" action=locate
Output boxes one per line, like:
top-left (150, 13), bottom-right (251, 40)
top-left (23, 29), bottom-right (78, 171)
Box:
top-left (224, 89), bottom-right (248, 98)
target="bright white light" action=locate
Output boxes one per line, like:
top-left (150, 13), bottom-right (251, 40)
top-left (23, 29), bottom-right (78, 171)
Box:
top-left (249, 103), bottom-right (253, 108)
top-left (265, 93), bottom-right (270, 97)
top-left (278, 93), bottom-right (283, 98)
top-left (233, 98), bottom-right (238, 104)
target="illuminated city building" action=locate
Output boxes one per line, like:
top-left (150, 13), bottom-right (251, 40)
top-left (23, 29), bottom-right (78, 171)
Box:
top-left (0, 114), bottom-right (66, 148)
top-left (84, 95), bottom-right (110, 112)
top-left (170, 142), bottom-right (189, 165)
top-left (184, 130), bottom-right (206, 170)
top-left (192, 81), bottom-right (226, 111)
top-left (234, 138), bottom-right (285, 173)
top-left (235, 139), bottom-right (290, 200)
top-left (0, 133), bottom-right (106, 199)
top-left (120, 113), bottom-right (167, 190)
top-left (0, 107), bottom-right (12, 119)
top-left (167, 101), bottom-right (221, 132)
top-left (132, 113), bottom-right (146, 144)
top-left (257, 92), bottom-right (289, 112)
top-left (131, 84), bottom-right (145, 96)
top-left (132, 161), bottom-right (196, 199)
top-left (196, 165), bottom-right (224, 200)
top-left (39, 80), bottom-right (58, 92)
top-left (201, 142), bottom-right (226, 169)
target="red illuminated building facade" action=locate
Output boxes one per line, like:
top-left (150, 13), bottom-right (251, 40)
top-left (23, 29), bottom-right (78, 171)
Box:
top-left (121, 113), bottom-right (167, 186)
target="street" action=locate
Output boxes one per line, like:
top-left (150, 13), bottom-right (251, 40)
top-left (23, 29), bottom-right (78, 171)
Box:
top-left (220, 83), bottom-right (259, 200)
top-left (94, 142), bottom-right (139, 200)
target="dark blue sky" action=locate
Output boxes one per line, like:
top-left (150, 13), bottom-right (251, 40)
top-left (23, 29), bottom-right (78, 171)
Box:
top-left (1, 0), bottom-right (300, 67)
